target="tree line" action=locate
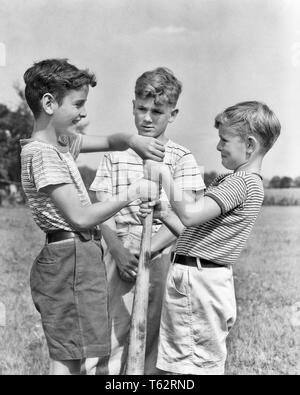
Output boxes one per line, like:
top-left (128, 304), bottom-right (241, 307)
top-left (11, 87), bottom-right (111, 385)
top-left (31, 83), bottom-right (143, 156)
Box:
top-left (267, 176), bottom-right (300, 189)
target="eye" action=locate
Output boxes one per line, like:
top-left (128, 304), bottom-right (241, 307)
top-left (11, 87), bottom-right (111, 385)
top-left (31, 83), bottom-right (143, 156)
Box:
top-left (75, 101), bottom-right (85, 108)
top-left (152, 110), bottom-right (163, 115)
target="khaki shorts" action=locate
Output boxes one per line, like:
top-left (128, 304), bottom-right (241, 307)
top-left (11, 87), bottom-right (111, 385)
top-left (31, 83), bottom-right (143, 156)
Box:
top-left (157, 262), bottom-right (236, 375)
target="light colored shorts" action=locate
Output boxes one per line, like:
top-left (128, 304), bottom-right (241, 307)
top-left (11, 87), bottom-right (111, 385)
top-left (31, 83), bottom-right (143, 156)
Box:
top-left (95, 223), bottom-right (172, 375)
top-left (156, 261), bottom-right (236, 375)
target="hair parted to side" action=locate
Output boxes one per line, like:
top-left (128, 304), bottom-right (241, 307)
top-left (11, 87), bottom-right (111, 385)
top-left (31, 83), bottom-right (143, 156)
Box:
top-left (23, 58), bottom-right (97, 117)
top-left (214, 101), bottom-right (281, 153)
top-left (135, 67), bottom-right (182, 107)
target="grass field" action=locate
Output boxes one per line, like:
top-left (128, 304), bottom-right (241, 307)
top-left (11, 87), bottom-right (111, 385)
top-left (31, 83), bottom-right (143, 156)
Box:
top-left (0, 206), bottom-right (299, 375)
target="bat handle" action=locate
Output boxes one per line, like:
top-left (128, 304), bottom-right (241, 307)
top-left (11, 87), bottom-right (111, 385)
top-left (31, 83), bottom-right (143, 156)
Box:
top-left (125, 209), bottom-right (154, 375)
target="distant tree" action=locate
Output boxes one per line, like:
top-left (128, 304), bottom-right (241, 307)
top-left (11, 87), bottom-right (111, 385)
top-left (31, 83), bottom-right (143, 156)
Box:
top-left (262, 178), bottom-right (270, 188)
top-left (0, 85), bottom-right (33, 183)
top-left (294, 176), bottom-right (300, 188)
top-left (279, 176), bottom-right (293, 189)
top-left (269, 176), bottom-right (281, 188)
top-left (204, 171), bottom-right (218, 187)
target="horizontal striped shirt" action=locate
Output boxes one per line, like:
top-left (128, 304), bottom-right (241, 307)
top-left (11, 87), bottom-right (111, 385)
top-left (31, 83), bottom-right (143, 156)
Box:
top-left (20, 134), bottom-right (91, 233)
top-left (90, 139), bottom-right (205, 226)
top-left (175, 171), bottom-right (264, 265)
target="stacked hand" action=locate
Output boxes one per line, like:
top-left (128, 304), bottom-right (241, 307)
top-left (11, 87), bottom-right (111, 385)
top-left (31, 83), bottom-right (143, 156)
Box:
top-left (128, 178), bottom-right (159, 202)
top-left (129, 135), bottom-right (165, 162)
top-left (138, 199), bottom-right (169, 220)
top-left (110, 245), bottom-right (139, 282)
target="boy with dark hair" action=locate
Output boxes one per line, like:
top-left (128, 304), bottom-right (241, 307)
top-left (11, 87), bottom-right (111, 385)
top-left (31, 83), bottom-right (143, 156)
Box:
top-left (20, 58), bottom-right (164, 375)
top-left (90, 67), bottom-right (205, 374)
top-left (140, 101), bottom-right (281, 375)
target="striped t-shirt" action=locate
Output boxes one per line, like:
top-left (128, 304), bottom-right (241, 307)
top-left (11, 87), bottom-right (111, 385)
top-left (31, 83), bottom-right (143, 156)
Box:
top-left (20, 134), bottom-right (91, 233)
top-left (175, 171), bottom-right (264, 265)
top-left (90, 139), bottom-right (205, 226)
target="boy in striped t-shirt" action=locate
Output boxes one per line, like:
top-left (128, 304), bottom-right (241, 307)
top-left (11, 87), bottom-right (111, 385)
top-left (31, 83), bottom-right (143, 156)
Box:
top-left (90, 67), bottom-right (205, 374)
top-left (140, 101), bottom-right (281, 374)
top-left (20, 59), bottom-right (165, 375)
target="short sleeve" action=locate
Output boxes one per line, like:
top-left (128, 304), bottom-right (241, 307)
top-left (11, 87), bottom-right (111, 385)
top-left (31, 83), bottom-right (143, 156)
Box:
top-left (89, 154), bottom-right (113, 195)
top-left (58, 134), bottom-right (83, 160)
top-left (205, 175), bottom-right (247, 214)
top-left (31, 148), bottom-right (72, 192)
top-left (173, 153), bottom-right (205, 191)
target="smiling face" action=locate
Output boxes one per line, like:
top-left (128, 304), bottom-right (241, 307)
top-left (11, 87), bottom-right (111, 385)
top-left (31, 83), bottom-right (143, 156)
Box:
top-left (216, 125), bottom-right (248, 170)
top-left (52, 85), bottom-right (89, 135)
top-left (133, 97), bottom-right (178, 142)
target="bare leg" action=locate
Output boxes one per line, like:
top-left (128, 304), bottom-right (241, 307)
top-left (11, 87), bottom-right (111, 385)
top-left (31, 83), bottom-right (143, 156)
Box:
top-left (49, 359), bottom-right (81, 375)
top-left (80, 357), bottom-right (100, 375)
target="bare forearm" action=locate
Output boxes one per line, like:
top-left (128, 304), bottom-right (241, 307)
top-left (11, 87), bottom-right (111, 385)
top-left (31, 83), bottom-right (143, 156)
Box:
top-left (151, 225), bottom-right (177, 255)
top-left (80, 134), bottom-right (135, 153)
top-left (72, 196), bottom-right (130, 230)
top-left (160, 168), bottom-right (196, 225)
top-left (161, 211), bottom-right (185, 237)
top-left (107, 133), bottom-right (135, 151)
top-left (160, 167), bottom-right (219, 226)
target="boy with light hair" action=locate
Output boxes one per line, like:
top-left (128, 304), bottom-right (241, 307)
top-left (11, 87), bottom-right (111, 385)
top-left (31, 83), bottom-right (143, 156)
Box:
top-left (90, 67), bottom-right (205, 374)
top-left (140, 101), bottom-right (281, 374)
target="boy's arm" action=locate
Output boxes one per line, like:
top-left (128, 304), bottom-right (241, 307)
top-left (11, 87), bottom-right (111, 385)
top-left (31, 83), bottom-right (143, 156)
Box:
top-left (144, 163), bottom-right (221, 227)
top-left (101, 217), bottom-right (139, 281)
top-left (80, 134), bottom-right (165, 161)
top-left (41, 179), bottom-right (158, 231)
top-left (150, 190), bottom-right (198, 255)
top-left (150, 225), bottom-right (177, 257)
top-left (161, 166), bottom-right (221, 226)
top-left (139, 201), bottom-right (185, 237)
top-left (160, 210), bottom-right (185, 237)
top-left (97, 191), bottom-right (139, 281)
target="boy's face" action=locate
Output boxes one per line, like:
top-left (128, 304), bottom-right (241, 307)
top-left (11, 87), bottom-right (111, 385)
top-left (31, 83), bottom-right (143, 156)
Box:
top-left (133, 97), bottom-right (178, 142)
top-left (52, 85), bottom-right (89, 135)
top-left (217, 125), bottom-right (248, 170)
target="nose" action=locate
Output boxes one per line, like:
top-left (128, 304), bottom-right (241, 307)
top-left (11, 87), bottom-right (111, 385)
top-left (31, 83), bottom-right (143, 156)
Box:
top-left (216, 140), bottom-right (222, 151)
top-left (143, 111), bottom-right (152, 123)
top-left (80, 106), bottom-right (87, 118)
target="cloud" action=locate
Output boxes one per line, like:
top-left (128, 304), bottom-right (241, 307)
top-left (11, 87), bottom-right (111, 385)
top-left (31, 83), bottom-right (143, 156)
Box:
top-left (146, 26), bottom-right (187, 35)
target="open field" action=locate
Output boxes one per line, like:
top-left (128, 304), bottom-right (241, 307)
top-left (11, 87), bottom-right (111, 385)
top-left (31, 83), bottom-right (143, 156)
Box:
top-left (0, 206), bottom-right (299, 375)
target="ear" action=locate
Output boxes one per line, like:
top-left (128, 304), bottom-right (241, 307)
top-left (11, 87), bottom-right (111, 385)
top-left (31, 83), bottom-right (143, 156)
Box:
top-left (168, 108), bottom-right (179, 124)
top-left (246, 136), bottom-right (258, 156)
top-left (41, 93), bottom-right (56, 115)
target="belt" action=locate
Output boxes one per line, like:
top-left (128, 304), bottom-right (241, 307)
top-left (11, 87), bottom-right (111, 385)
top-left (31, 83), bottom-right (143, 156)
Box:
top-left (171, 253), bottom-right (225, 268)
top-left (46, 229), bottom-right (102, 244)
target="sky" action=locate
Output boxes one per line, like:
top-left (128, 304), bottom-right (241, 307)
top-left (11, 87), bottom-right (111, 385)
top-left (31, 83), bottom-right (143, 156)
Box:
top-left (0, 0), bottom-right (299, 178)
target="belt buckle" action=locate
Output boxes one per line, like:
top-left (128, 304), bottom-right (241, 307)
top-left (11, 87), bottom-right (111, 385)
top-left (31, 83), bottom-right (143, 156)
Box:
top-left (171, 252), bottom-right (177, 264)
top-left (92, 228), bottom-right (101, 241)
top-left (196, 257), bottom-right (202, 271)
